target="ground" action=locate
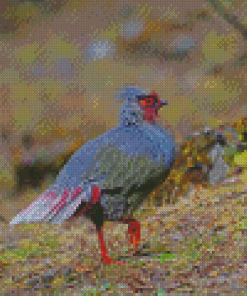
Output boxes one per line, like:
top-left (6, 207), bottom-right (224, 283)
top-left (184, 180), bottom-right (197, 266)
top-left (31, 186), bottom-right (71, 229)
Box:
top-left (1, 171), bottom-right (247, 294)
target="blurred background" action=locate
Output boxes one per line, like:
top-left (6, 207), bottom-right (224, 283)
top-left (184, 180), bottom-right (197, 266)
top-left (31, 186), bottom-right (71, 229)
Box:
top-left (1, 0), bottom-right (247, 218)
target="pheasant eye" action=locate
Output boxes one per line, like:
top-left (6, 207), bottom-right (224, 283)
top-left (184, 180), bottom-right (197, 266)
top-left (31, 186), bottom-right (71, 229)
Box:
top-left (145, 98), bottom-right (154, 105)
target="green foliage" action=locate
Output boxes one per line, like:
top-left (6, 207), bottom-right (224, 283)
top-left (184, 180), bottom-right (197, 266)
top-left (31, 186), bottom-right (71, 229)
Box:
top-left (154, 253), bottom-right (177, 263)
top-left (236, 219), bottom-right (247, 230)
top-left (1, 235), bottom-right (61, 265)
top-left (3, 2), bottom-right (38, 25)
top-left (219, 0), bottom-right (235, 9)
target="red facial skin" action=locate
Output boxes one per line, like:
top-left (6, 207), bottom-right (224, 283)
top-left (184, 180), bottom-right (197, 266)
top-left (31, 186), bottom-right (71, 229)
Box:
top-left (139, 95), bottom-right (163, 124)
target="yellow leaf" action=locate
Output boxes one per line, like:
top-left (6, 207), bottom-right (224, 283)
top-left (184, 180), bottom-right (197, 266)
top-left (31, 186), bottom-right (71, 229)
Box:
top-left (202, 30), bottom-right (239, 63)
top-left (12, 83), bottom-right (39, 100)
top-left (47, 36), bottom-right (81, 59)
top-left (16, 42), bottom-right (42, 65)
top-left (234, 151), bottom-right (247, 167)
top-left (97, 24), bottom-right (120, 41)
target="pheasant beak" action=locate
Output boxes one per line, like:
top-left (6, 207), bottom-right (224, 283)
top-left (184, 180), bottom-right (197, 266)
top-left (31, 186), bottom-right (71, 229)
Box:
top-left (159, 99), bottom-right (167, 106)
top-left (155, 99), bottom-right (167, 113)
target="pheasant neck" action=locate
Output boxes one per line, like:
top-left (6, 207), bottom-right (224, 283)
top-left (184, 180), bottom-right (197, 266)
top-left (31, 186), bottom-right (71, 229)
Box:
top-left (143, 109), bottom-right (159, 124)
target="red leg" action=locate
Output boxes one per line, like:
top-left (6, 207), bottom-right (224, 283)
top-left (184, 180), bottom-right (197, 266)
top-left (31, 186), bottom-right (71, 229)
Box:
top-left (97, 227), bottom-right (126, 266)
top-left (92, 188), bottom-right (126, 265)
top-left (75, 186), bottom-right (125, 265)
top-left (127, 220), bottom-right (141, 252)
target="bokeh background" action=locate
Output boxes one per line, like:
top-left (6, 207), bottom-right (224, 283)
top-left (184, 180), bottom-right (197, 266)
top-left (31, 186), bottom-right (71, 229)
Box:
top-left (2, 1), bottom-right (247, 293)
top-left (1, 0), bottom-right (247, 214)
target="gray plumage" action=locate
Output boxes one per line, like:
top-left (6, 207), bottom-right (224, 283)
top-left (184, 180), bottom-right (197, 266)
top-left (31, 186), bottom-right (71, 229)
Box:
top-left (10, 86), bottom-right (175, 225)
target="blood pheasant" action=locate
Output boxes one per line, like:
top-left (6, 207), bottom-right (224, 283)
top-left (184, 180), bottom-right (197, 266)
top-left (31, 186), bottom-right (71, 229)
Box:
top-left (9, 86), bottom-right (175, 265)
